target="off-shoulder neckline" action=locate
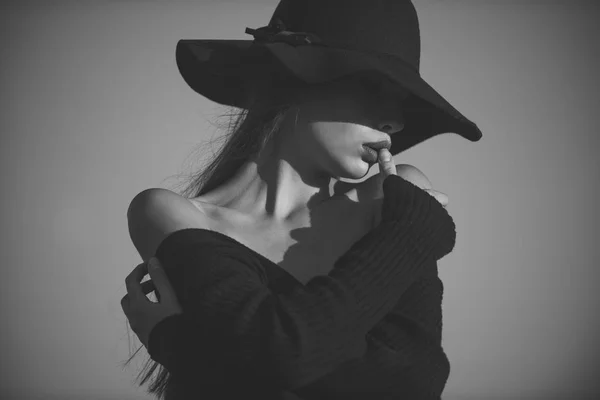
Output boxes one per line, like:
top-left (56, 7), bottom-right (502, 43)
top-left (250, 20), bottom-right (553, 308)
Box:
top-left (155, 227), bottom-right (305, 285)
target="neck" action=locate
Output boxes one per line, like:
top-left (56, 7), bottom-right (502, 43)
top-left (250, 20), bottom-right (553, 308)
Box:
top-left (198, 132), bottom-right (342, 224)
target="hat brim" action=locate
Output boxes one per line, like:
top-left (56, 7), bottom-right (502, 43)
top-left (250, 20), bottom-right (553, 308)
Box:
top-left (176, 39), bottom-right (482, 155)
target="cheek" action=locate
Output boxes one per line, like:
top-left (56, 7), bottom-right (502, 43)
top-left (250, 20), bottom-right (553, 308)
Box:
top-left (309, 121), bottom-right (359, 151)
top-left (296, 97), bottom-right (373, 155)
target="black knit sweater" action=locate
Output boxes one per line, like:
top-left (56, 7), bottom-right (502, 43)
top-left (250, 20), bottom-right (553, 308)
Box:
top-left (148, 174), bottom-right (457, 399)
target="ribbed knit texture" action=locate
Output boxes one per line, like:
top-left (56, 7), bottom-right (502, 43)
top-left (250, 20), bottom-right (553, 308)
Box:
top-left (148, 174), bottom-right (457, 399)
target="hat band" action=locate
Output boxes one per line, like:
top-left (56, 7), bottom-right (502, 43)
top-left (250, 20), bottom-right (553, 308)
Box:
top-left (245, 19), bottom-right (418, 74)
top-left (245, 28), bottom-right (324, 47)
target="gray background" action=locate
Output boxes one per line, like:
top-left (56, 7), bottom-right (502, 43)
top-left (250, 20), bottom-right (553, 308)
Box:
top-left (1, 0), bottom-right (599, 399)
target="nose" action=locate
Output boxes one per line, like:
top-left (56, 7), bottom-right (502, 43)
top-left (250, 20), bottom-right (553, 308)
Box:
top-left (378, 118), bottom-right (404, 135)
top-left (375, 96), bottom-right (405, 135)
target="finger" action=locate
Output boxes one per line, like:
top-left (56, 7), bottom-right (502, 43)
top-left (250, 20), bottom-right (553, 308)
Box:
top-left (434, 191), bottom-right (449, 206)
top-left (428, 190), bottom-right (448, 207)
top-left (125, 262), bottom-right (150, 304)
top-left (425, 189), bottom-right (448, 207)
top-left (141, 279), bottom-right (156, 295)
top-left (140, 279), bottom-right (162, 303)
top-left (147, 258), bottom-right (174, 304)
top-left (378, 148), bottom-right (396, 177)
top-left (120, 294), bottom-right (129, 313)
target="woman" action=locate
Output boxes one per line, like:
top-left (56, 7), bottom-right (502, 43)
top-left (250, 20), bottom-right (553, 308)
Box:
top-left (121, 0), bottom-right (482, 398)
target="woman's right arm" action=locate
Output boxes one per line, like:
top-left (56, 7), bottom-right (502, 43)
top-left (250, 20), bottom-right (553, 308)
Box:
top-left (144, 173), bottom-right (456, 391)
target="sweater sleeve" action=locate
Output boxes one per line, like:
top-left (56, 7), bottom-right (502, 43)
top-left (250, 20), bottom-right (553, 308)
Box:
top-left (147, 175), bottom-right (456, 390)
top-left (290, 259), bottom-right (451, 399)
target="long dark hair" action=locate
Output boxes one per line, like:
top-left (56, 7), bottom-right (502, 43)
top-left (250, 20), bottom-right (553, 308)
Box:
top-left (121, 72), bottom-right (307, 399)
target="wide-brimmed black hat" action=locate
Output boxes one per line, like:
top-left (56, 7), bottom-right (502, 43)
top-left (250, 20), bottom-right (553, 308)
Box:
top-left (175, 0), bottom-right (483, 155)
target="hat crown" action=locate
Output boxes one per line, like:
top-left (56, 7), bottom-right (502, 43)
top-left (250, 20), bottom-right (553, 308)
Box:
top-left (268, 0), bottom-right (421, 71)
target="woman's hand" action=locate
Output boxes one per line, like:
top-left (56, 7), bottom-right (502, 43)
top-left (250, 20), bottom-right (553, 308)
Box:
top-left (121, 257), bottom-right (183, 349)
top-left (378, 148), bottom-right (448, 208)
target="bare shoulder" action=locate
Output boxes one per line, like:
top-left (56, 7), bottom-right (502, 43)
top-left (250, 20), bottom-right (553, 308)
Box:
top-left (127, 188), bottom-right (204, 222)
top-left (127, 188), bottom-right (206, 263)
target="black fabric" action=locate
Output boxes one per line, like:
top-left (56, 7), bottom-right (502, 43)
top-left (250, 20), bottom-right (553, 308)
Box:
top-left (148, 174), bottom-right (456, 399)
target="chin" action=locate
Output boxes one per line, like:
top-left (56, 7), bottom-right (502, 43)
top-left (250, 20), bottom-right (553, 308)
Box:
top-left (337, 159), bottom-right (372, 181)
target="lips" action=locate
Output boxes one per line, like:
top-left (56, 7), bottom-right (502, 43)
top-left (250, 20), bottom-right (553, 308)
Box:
top-left (364, 140), bottom-right (392, 152)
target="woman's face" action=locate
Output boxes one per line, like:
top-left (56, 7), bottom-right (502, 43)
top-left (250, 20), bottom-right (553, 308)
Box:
top-left (281, 73), bottom-right (410, 181)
